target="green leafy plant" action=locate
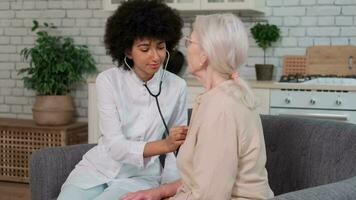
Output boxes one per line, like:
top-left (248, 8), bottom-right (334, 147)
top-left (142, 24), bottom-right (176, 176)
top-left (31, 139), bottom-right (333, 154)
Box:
top-left (250, 23), bottom-right (281, 65)
top-left (19, 20), bottom-right (97, 95)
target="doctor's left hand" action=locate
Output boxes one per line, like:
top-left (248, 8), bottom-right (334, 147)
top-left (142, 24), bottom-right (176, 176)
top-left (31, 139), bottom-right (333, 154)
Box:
top-left (119, 188), bottom-right (162, 200)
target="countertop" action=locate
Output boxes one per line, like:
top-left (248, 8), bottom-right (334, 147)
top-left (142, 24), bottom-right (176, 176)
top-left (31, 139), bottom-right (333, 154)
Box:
top-left (185, 77), bottom-right (356, 91)
top-left (88, 76), bottom-right (356, 91)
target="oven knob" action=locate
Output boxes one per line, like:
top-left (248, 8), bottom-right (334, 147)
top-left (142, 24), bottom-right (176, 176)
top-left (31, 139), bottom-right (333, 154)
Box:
top-left (310, 99), bottom-right (316, 105)
top-left (285, 98), bottom-right (291, 104)
top-left (336, 99), bottom-right (342, 105)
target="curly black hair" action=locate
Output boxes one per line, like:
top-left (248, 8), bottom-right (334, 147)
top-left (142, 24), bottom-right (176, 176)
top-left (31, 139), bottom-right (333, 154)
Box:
top-left (104, 0), bottom-right (183, 70)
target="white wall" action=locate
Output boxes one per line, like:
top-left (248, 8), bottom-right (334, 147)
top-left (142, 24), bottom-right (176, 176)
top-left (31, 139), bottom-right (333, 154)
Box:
top-left (0, 0), bottom-right (355, 120)
top-left (242, 0), bottom-right (356, 80)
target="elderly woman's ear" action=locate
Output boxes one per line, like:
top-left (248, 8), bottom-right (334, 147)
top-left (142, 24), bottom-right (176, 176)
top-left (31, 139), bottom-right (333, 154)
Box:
top-left (199, 53), bottom-right (208, 68)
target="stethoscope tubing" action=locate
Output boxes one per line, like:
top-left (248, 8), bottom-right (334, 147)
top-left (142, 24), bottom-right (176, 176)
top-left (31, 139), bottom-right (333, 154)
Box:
top-left (124, 51), bottom-right (180, 158)
top-left (143, 81), bottom-right (179, 157)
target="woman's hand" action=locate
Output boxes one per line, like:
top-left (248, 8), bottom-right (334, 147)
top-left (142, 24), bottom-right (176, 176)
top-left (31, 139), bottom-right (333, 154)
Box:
top-left (120, 180), bottom-right (181, 200)
top-left (119, 188), bottom-right (162, 200)
top-left (164, 126), bottom-right (188, 152)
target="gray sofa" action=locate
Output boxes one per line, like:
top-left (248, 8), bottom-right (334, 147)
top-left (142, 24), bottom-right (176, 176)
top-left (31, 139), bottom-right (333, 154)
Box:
top-left (29, 115), bottom-right (356, 200)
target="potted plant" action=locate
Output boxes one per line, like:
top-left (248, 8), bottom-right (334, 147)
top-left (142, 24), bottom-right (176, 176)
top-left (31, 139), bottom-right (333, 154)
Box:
top-left (19, 20), bottom-right (97, 125)
top-left (250, 22), bottom-right (281, 81)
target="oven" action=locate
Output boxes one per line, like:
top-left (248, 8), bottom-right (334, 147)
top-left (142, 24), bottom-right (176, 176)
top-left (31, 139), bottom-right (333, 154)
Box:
top-left (270, 76), bottom-right (356, 124)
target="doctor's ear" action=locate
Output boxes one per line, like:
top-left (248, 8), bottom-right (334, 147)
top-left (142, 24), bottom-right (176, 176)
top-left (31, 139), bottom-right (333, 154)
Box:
top-left (125, 49), bottom-right (133, 59)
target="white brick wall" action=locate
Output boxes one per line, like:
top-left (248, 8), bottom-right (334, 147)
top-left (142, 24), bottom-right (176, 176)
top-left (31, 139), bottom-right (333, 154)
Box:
top-left (0, 0), bottom-right (105, 120)
top-left (244, 0), bottom-right (356, 81)
top-left (1, 0), bottom-right (356, 120)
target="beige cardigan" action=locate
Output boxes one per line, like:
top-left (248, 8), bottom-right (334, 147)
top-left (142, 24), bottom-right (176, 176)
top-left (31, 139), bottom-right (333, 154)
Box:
top-left (170, 80), bottom-right (274, 200)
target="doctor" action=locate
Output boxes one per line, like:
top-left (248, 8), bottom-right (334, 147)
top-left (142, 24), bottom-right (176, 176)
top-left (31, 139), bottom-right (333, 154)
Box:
top-left (57, 0), bottom-right (188, 199)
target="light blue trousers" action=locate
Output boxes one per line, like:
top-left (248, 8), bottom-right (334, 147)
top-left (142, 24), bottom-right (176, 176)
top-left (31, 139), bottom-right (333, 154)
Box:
top-left (57, 177), bottom-right (159, 200)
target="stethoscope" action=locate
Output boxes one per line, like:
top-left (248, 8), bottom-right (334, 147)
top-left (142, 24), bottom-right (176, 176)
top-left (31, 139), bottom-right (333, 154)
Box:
top-left (124, 51), bottom-right (179, 165)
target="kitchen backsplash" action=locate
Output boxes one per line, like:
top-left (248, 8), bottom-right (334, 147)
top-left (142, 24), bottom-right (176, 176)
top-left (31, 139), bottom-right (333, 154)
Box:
top-left (0, 0), bottom-right (356, 119)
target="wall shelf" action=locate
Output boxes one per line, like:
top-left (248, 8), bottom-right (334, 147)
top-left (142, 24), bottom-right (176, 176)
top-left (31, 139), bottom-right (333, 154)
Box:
top-left (103, 0), bottom-right (265, 14)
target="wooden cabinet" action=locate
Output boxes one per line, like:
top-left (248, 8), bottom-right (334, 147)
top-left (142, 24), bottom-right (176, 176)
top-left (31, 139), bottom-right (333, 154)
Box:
top-left (103, 0), bottom-right (265, 13)
top-left (0, 119), bottom-right (87, 183)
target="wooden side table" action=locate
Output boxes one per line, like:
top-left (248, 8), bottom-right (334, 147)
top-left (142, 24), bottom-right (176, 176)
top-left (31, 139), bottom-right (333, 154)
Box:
top-left (0, 118), bottom-right (88, 183)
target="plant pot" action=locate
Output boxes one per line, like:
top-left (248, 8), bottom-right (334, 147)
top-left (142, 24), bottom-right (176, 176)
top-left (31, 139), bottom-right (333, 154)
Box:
top-left (32, 95), bottom-right (74, 126)
top-left (255, 64), bottom-right (274, 81)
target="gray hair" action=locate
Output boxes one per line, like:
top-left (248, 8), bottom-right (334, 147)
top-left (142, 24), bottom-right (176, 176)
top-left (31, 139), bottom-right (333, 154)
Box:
top-left (193, 13), bottom-right (256, 109)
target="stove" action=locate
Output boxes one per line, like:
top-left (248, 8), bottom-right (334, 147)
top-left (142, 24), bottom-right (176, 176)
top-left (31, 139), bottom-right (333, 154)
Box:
top-left (302, 77), bottom-right (356, 85)
top-left (271, 74), bottom-right (356, 124)
top-left (279, 74), bottom-right (356, 84)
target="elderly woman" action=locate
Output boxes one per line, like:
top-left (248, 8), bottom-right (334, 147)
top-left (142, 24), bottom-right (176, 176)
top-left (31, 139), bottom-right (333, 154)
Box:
top-left (120, 13), bottom-right (274, 200)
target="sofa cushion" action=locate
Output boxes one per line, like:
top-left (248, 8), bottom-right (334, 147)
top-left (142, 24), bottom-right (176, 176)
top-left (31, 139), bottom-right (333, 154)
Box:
top-left (261, 115), bottom-right (356, 195)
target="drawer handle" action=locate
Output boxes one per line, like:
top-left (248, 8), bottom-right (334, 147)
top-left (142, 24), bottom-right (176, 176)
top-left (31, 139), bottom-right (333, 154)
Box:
top-left (279, 113), bottom-right (348, 121)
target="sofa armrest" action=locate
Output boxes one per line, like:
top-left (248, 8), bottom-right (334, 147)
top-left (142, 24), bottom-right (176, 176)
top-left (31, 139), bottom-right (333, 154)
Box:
top-left (29, 143), bottom-right (95, 200)
top-left (270, 176), bottom-right (356, 200)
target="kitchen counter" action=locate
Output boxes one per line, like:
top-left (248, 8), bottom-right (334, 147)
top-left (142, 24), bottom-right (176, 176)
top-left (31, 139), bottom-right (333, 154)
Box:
top-left (88, 75), bottom-right (356, 91)
top-left (186, 75), bottom-right (356, 121)
top-left (186, 77), bottom-right (356, 91)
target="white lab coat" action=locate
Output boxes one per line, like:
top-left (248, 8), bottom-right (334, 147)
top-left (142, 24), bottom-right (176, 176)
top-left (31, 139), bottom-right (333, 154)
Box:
top-left (62, 67), bottom-right (187, 189)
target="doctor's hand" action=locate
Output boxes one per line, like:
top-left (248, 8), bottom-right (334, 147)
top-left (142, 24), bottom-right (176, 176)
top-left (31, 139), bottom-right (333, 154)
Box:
top-left (164, 126), bottom-right (188, 152)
